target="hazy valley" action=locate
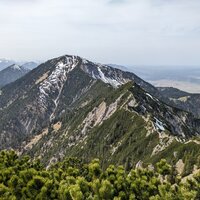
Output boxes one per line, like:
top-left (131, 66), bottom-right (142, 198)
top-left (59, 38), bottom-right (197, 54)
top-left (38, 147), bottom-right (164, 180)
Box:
top-left (122, 66), bottom-right (200, 93)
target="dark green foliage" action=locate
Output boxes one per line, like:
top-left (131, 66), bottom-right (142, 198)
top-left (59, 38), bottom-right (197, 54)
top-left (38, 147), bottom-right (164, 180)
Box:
top-left (149, 141), bottom-right (200, 176)
top-left (0, 151), bottom-right (199, 200)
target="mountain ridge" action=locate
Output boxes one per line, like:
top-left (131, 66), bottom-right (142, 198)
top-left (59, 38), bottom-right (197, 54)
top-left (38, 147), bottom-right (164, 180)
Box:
top-left (0, 54), bottom-right (199, 174)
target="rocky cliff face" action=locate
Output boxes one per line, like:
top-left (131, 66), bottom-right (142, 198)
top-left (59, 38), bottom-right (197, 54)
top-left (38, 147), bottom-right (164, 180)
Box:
top-left (0, 55), bottom-right (199, 172)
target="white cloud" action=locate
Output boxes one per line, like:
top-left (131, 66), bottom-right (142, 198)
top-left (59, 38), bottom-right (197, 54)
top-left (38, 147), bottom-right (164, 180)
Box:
top-left (0, 0), bottom-right (200, 66)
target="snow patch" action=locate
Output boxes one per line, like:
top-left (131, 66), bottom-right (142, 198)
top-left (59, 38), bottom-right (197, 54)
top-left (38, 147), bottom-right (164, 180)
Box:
top-left (154, 117), bottom-right (165, 131)
top-left (146, 93), bottom-right (153, 99)
top-left (11, 64), bottom-right (21, 70)
top-left (83, 62), bottom-right (128, 88)
top-left (97, 66), bottom-right (122, 87)
top-left (38, 56), bottom-right (79, 115)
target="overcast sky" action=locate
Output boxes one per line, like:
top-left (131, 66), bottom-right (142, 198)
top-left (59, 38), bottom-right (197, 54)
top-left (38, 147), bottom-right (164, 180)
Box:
top-left (0, 0), bottom-right (200, 66)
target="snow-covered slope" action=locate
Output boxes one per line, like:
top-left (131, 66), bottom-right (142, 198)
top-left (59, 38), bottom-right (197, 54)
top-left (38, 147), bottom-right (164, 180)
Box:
top-left (82, 60), bottom-right (127, 87)
top-left (38, 56), bottom-right (78, 114)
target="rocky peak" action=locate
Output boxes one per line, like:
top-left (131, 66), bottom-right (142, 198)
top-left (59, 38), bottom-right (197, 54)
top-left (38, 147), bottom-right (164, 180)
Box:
top-left (38, 55), bottom-right (80, 117)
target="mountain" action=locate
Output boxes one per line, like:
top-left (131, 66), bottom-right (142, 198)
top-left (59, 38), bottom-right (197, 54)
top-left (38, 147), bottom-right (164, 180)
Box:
top-left (0, 64), bottom-right (30, 88)
top-left (107, 64), bottom-right (131, 72)
top-left (0, 58), bottom-right (15, 71)
top-left (0, 55), bottom-right (199, 175)
top-left (158, 87), bottom-right (200, 118)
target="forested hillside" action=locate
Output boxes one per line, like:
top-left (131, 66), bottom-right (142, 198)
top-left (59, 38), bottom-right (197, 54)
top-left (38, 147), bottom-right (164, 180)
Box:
top-left (0, 151), bottom-right (199, 200)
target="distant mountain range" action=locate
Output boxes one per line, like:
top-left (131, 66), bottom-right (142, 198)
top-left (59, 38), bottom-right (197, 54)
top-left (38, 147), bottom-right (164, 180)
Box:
top-left (21, 62), bottom-right (39, 70)
top-left (0, 58), bottom-right (39, 71)
top-left (0, 59), bottom-right (15, 71)
top-left (0, 61), bottom-right (39, 88)
top-left (0, 64), bottom-right (30, 88)
top-left (0, 55), bottom-right (199, 175)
